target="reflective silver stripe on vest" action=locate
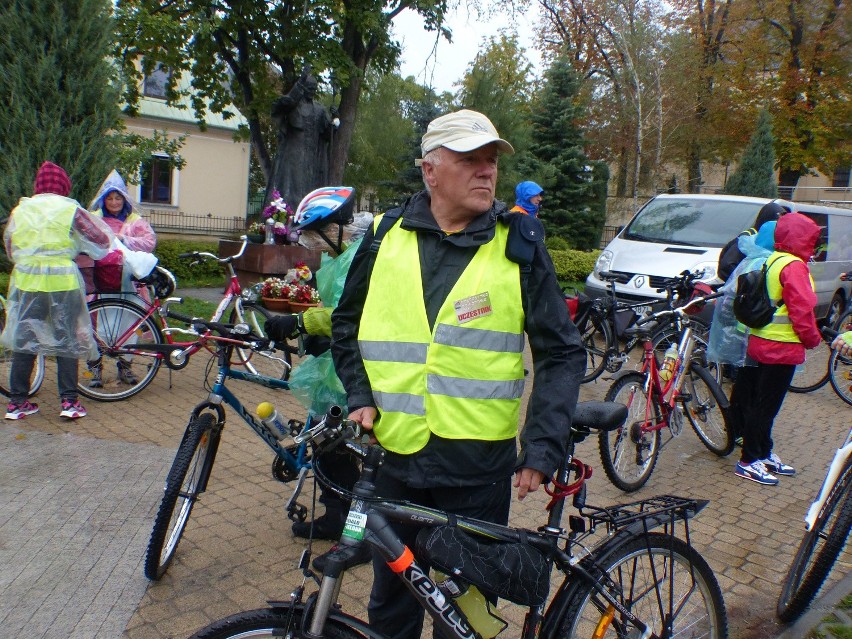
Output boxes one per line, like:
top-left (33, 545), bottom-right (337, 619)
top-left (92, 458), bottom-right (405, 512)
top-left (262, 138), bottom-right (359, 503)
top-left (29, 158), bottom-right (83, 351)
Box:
top-left (771, 315), bottom-right (792, 325)
top-left (359, 340), bottom-right (428, 364)
top-left (14, 263), bottom-right (78, 275)
top-left (427, 374), bottom-right (524, 400)
top-left (434, 323), bottom-right (524, 353)
top-left (16, 248), bottom-right (74, 258)
top-left (373, 391), bottom-right (425, 415)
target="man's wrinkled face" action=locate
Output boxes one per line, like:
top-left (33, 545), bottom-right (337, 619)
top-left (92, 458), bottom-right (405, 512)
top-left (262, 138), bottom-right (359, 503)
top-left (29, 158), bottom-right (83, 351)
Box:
top-left (424, 144), bottom-right (499, 217)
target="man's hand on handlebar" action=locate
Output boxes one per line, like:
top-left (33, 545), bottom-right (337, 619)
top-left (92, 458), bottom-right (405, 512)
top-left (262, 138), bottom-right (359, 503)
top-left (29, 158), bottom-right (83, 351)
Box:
top-left (347, 406), bottom-right (378, 444)
top-left (831, 332), bottom-right (852, 357)
top-left (265, 314), bottom-right (302, 340)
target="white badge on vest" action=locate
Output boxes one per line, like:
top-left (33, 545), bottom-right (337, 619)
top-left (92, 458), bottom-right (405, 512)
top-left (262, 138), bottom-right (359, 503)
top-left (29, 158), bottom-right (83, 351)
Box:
top-left (454, 292), bottom-right (492, 324)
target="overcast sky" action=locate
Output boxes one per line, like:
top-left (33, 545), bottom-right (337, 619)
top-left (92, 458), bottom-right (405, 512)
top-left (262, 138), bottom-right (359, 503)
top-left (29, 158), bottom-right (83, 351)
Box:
top-left (392, 4), bottom-right (542, 95)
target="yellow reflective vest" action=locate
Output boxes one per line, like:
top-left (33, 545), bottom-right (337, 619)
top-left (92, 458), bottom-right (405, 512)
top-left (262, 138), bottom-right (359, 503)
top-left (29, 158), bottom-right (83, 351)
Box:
top-left (8, 195), bottom-right (79, 292)
top-left (750, 252), bottom-right (814, 344)
top-left (357, 219), bottom-right (525, 454)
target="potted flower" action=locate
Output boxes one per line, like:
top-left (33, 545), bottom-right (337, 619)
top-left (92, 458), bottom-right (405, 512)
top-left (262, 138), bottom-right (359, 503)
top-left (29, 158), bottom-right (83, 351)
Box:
top-left (288, 283), bottom-right (321, 312)
top-left (245, 220), bottom-right (266, 244)
top-left (263, 191), bottom-right (302, 245)
top-left (259, 277), bottom-right (294, 312)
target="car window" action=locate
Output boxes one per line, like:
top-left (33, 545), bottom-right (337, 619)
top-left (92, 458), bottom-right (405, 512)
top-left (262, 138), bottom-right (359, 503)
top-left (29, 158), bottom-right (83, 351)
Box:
top-left (623, 198), bottom-right (760, 248)
top-left (798, 212), bottom-right (828, 262)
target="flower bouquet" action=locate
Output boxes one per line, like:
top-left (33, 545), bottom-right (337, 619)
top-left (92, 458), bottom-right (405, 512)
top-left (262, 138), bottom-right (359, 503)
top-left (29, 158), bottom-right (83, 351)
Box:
top-left (288, 283), bottom-right (321, 312)
top-left (259, 277), bottom-right (294, 311)
top-left (263, 191), bottom-right (301, 244)
top-left (245, 220), bottom-right (266, 243)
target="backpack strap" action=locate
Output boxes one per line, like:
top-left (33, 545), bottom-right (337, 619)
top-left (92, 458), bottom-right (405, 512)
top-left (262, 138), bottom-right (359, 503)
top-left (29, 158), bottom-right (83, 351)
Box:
top-left (368, 207), bottom-right (403, 255)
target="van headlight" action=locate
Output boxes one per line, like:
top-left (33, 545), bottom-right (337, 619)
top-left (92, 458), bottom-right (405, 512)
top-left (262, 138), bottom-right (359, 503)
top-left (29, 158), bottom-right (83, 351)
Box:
top-left (594, 250), bottom-right (613, 277)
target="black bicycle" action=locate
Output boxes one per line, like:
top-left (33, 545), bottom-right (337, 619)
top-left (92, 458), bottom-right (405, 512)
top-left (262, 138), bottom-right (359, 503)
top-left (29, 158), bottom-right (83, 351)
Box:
top-left (189, 402), bottom-right (728, 639)
top-left (574, 270), bottom-right (716, 384)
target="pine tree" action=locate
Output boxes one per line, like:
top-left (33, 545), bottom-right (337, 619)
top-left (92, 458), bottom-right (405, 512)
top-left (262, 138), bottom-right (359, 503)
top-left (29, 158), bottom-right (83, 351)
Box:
top-left (723, 110), bottom-right (778, 198)
top-left (522, 57), bottom-right (608, 250)
top-left (0, 0), bottom-right (122, 216)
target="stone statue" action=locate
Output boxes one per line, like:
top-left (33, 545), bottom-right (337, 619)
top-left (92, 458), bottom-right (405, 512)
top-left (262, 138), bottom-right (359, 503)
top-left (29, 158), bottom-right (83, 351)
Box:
top-left (269, 69), bottom-right (337, 210)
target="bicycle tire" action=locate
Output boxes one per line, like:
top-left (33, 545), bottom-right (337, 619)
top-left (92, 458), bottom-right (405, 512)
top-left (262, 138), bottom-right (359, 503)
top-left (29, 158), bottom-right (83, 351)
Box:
top-left (81, 298), bottom-right (164, 402)
top-left (0, 297), bottom-right (45, 398)
top-left (145, 413), bottom-right (220, 580)
top-left (230, 301), bottom-right (292, 381)
top-left (683, 364), bottom-right (734, 456)
top-left (190, 607), bottom-right (367, 639)
top-left (777, 462), bottom-right (852, 622)
top-left (788, 342), bottom-right (831, 393)
top-left (559, 533), bottom-right (728, 638)
top-left (601, 372), bottom-right (661, 492)
top-left (828, 348), bottom-right (852, 406)
top-left (581, 312), bottom-right (613, 383)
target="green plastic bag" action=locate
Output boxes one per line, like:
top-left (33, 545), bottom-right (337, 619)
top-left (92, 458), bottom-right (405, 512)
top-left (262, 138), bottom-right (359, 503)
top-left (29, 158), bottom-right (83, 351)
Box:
top-left (288, 351), bottom-right (348, 416)
top-left (316, 237), bottom-right (362, 307)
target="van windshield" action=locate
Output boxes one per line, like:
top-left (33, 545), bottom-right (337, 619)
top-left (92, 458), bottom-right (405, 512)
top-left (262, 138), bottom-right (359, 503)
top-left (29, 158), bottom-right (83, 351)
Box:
top-left (623, 198), bottom-right (759, 248)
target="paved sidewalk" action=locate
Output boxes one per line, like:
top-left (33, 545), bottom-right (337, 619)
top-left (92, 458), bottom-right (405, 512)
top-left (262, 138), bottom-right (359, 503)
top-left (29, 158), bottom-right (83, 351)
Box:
top-left (0, 339), bottom-right (849, 638)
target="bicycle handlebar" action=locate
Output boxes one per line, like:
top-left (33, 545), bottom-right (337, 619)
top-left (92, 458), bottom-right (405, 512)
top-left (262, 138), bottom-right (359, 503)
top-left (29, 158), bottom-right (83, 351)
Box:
top-left (821, 326), bottom-right (839, 342)
top-left (178, 236), bottom-right (249, 264)
top-left (634, 291), bottom-right (723, 326)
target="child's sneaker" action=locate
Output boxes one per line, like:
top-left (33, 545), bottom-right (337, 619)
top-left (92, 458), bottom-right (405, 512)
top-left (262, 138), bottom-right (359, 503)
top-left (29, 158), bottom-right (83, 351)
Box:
top-left (59, 399), bottom-right (87, 419)
top-left (5, 400), bottom-right (39, 420)
top-left (735, 460), bottom-right (779, 486)
top-left (762, 451), bottom-right (796, 476)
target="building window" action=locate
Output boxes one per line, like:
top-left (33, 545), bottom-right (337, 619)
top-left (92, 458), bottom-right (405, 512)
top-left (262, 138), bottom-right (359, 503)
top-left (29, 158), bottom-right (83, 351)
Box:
top-left (140, 156), bottom-right (172, 204)
top-left (832, 166), bottom-right (851, 188)
top-left (143, 63), bottom-right (170, 99)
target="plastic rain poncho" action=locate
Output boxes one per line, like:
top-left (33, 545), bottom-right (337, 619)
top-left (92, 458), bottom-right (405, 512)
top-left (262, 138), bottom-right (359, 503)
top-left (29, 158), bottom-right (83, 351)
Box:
top-left (707, 224), bottom-right (776, 366)
top-left (2, 194), bottom-right (114, 358)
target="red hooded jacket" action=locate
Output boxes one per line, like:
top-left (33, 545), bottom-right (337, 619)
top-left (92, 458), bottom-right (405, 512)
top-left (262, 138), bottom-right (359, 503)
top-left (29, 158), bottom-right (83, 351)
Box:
top-left (747, 212), bottom-right (822, 365)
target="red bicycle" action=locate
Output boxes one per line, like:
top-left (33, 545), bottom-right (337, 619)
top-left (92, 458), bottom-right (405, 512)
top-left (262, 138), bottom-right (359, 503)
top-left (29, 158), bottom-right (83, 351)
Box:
top-left (601, 289), bottom-right (734, 491)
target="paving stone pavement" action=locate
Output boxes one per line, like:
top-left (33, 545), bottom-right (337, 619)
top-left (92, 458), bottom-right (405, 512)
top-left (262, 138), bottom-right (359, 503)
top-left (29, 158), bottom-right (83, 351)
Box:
top-left (1, 343), bottom-right (849, 639)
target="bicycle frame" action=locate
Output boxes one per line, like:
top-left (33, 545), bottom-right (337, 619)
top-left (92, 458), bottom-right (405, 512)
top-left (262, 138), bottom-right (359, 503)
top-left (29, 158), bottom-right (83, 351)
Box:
top-left (805, 427), bottom-right (852, 530)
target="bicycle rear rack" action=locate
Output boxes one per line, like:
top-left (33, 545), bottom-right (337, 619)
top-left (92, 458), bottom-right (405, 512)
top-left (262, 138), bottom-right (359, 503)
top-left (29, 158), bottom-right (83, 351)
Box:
top-left (584, 494), bottom-right (709, 534)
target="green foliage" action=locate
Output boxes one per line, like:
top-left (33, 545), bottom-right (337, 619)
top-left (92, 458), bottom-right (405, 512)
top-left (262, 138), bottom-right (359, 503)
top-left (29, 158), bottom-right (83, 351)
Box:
top-left (0, 0), bottom-right (123, 216)
top-left (724, 110), bottom-right (778, 198)
top-left (153, 240), bottom-right (222, 284)
top-left (548, 248), bottom-right (600, 282)
top-left (455, 30), bottom-right (536, 203)
top-left (545, 236), bottom-right (570, 251)
top-left (523, 57), bottom-right (608, 250)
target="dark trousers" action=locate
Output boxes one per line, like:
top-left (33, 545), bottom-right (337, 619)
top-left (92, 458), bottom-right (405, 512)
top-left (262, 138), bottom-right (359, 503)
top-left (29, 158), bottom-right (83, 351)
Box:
top-left (10, 353), bottom-right (78, 403)
top-left (729, 362), bottom-right (795, 464)
top-left (367, 473), bottom-right (512, 639)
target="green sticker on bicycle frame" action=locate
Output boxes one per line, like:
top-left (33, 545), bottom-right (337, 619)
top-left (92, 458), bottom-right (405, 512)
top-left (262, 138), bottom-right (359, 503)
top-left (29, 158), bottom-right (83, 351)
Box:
top-left (342, 510), bottom-right (368, 541)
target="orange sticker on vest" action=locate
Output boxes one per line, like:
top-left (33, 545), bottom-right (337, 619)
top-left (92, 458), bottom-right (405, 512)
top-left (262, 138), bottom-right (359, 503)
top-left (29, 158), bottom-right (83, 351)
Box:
top-left (454, 292), bottom-right (492, 324)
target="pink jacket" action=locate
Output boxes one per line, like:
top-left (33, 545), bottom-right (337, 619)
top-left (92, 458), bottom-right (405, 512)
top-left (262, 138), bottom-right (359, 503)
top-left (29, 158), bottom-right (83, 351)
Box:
top-left (747, 213), bottom-right (822, 365)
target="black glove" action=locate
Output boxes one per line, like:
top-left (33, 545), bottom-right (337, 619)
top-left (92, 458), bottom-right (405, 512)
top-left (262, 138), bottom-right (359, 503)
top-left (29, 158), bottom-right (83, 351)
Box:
top-left (265, 314), bottom-right (301, 341)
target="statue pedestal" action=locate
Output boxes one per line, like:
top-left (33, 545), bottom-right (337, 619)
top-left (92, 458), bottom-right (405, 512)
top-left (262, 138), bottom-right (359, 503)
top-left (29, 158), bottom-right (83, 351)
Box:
top-left (218, 240), bottom-right (326, 289)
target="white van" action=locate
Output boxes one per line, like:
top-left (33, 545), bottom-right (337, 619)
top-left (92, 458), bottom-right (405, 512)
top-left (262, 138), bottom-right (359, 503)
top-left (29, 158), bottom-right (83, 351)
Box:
top-left (585, 194), bottom-right (852, 319)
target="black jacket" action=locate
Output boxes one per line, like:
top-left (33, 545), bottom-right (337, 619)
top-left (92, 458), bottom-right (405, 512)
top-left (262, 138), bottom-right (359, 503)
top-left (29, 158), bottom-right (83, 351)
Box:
top-left (718, 228), bottom-right (756, 281)
top-left (331, 191), bottom-right (586, 488)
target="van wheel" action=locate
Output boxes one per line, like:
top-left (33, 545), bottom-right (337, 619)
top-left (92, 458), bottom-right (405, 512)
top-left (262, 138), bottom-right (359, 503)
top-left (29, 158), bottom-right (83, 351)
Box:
top-left (827, 293), bottom-right (845, 327)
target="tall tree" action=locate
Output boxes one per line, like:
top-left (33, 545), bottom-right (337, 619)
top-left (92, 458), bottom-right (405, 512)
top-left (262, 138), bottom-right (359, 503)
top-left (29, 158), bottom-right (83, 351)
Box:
top-left (724, 109), bottom-right (778, 198)
top-left (0, 0), bottom-right (122, 215)
top-left (524, 56), bottom-right (608, 250)
top-left (455, 30), bottom-right (536, 203)
top-left (113, 0), bottom-right (449, 196)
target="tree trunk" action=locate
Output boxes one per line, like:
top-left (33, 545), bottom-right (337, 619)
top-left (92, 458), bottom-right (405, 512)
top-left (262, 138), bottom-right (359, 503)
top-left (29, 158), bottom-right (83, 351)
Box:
top-left (329, 75), bottom-right (363, 185)
top-left (777, 168), bottom-right (801, 200)
top-left (687, 144), bottom-right (703, 193)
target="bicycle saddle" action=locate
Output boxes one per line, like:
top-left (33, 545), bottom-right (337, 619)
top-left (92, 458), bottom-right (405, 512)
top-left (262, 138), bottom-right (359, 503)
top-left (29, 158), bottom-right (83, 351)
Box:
top-left (572, 401), bottom-right (627, 432)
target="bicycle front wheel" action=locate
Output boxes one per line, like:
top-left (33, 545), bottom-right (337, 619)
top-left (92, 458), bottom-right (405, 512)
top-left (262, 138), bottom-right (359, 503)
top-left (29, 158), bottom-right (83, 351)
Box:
top-left (145, 413), bottom-right (220, 580)
top-left (683, 364), bottom-right (734, 456)
top-left (601, 372), bottom-right (661, 492)
top-left (581, 312), bottom-right (612, 383)
top-left (82, 298), bottom-right (163, 401)
top-left (828, 348), bottom-right (852, 406)
top-left (777, 462), bottom-right (852, 622)
top-left (231, 301), bottom-right (292, 381)
top-left (560, 533), bottom-right (728, 639)
top-left (190, 607), bottom-right (367, 639)
top-left (0, 297), bottom-right (45, 398)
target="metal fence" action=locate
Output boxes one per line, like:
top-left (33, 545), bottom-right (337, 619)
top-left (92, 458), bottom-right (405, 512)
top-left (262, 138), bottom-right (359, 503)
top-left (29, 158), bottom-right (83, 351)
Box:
top-left (600, 225), bottom-right (620, 248)
top-left (145, 209), bottom-right (245, 236)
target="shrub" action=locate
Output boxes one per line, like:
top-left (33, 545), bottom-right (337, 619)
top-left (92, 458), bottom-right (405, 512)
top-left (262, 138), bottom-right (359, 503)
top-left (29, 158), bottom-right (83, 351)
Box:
top-left (154, 239), bottom-right (222, 283)
top-left (549, 248), bottom-right (600, 282)
top-left (545, 236), bottom-right (570, 251)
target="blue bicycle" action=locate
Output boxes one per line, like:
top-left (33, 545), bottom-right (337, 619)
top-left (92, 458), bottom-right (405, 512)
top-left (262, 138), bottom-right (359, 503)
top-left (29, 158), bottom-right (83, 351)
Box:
top-left (143, 313), bottom-right (311, 580)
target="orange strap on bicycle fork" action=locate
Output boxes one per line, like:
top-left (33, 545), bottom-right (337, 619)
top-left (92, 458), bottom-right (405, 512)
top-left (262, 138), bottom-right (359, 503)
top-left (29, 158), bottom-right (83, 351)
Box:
top-left (386, 546), bottom-right (415, 573)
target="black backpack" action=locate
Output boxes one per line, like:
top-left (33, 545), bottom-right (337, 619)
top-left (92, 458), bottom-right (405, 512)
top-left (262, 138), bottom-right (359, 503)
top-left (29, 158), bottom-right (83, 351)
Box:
top-left (732, 255), bottom-right (783, 329)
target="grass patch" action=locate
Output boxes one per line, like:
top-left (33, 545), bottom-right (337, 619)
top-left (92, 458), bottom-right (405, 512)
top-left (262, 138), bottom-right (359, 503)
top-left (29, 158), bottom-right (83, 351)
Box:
top-left (167, 296), bottom-right (218, 322)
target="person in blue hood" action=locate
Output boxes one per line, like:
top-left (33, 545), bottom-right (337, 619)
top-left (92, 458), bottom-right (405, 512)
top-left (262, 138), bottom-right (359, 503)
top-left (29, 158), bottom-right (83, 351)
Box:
top-left (509, 180), bottom-right (543, 217)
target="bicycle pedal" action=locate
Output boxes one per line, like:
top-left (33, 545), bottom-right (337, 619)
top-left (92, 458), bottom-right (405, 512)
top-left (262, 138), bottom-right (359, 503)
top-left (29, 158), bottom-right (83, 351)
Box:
top-left (287, 502), bottom-right (308, 522)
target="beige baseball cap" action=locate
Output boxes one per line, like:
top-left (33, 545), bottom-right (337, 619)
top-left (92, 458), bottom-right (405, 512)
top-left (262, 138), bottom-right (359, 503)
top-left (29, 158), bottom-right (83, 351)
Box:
top-left (420, 109), bottom-right (514, 158)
